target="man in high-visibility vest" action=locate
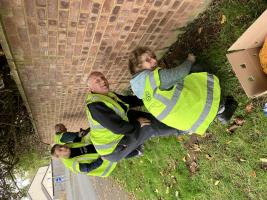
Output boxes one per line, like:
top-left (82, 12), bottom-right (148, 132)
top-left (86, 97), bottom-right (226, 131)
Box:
top-left (51, 143), bottom-right (116, 177)
top-left (85, 71), bottom-right (184, 162)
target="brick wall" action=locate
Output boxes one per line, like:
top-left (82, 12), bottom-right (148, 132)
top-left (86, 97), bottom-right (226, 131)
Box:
top-left (0, 0), bottom-right (210, 144)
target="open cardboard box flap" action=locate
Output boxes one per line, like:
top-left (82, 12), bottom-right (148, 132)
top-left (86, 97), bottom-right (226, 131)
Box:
top-left (228, 9), bottom-right (267, 51)
top-left (226, 9), bottom-right (267, 98)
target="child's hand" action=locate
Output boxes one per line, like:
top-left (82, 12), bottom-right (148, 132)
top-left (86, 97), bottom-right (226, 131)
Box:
top-left (187, 53), bottom-right (196, 63)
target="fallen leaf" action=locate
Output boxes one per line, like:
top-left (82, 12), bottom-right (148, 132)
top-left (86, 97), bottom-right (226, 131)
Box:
top-left (234, 117), bottom-right (245, 125)
top-left (260, 158), bottom-right (267, 170)
top-left (198, 27), bottom-right (203, 34)
top-left (220, 15), bottom-right (226, 24)
top-left (226, 124), bottom-right (239, 133)
top-left (189, 161), bottom-right (198, 174)
top-left (215, 180), bottom-right (220, 185)
top-left (176, 135), bottom-right (185, 142)
top-left (166, 187), bottom-right (169, 194)
top-left (226, 140), bottom-right (232, 144)
top-left (205, 154), bottom-right (213, 160)
top-left (245, 102), bottom-right (253, 113)
top-left (182, 157), bottom-right (186, 162)
top-left (193, 144), bottom-right (201, 152)
top-left (251, 171), bottom-right (256, 177)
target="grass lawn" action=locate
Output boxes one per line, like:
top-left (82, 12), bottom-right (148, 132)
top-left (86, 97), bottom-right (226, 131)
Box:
top-left (112, 0), bottom-right (267, 199)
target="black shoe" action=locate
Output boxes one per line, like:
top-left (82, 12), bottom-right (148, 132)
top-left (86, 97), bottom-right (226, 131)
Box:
top-left (217, 96), bottom-right (238, 124)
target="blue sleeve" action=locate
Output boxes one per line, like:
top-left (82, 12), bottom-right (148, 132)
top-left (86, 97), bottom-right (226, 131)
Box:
top-left (159, 60), bottom-right (193, 90)
top-left (79, 158), bottom-right (103, 173)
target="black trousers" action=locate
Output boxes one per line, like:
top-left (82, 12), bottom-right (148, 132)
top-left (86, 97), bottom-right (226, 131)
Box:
top-left (102, 110), bottom-right (185, 162)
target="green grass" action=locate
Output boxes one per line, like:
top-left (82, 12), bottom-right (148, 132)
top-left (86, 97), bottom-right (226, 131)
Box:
top-left (112, 0), bottom-right (267, 199)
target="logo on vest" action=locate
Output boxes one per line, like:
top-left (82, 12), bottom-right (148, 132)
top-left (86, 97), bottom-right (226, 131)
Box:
top-left (145, 91), bottom-right (151, 101)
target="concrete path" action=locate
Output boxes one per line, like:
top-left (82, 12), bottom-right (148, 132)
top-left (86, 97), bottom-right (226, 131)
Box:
top-left (65, 168), bottom-right (135, 200)
top-left (89, 176), bottom-right (136, 200)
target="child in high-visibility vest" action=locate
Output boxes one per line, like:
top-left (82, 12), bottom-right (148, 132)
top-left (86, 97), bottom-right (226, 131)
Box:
top-left (128, 47), bottom-right (237, 135)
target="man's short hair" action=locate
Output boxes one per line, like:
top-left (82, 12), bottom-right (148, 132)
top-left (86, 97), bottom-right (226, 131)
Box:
top-left (51, 144), bottom-right (63, 156)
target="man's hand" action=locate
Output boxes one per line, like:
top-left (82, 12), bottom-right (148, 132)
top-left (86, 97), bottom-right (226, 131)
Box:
top-left (187, 53), bottom-right (196, 64)
top-left (137, 117), bottom-right (151, 127)
top-left (78, 128), bottom-right (90, 137)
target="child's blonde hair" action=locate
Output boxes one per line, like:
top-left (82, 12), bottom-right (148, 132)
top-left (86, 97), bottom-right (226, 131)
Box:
top-left (128, 47), bottom-right (156, 75)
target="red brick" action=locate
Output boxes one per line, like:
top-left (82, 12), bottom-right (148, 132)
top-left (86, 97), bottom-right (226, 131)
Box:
top-left (92, 3), bottom-right (100, 14)
top-left (60, 0), bottom-right (70, 9)
top-left (24, 0), bottom-right (36, 17)
top-left (30, 36), bottom-right (39, 49)
top-left (49, 36), bottom-right (57, 48)
top-left (112, 6), bottom-right (120, 15)
top-left (131, 17), bottom-right (144, 32)
top-left (59, 10), bottom-right (69, 22)
top-left (81, 0), bottom-right (92, 10)
top-left (159, 11), bottom-right (174, 26)
top-left (94, 32), bottom-right (102, 43)
top-left (143, 10), bottom-right (156, 25)
top-left (69, 1), bottom-right (80, 21)
top-left (76, 31), bottom-right (84, 43)
top-left (3, 17), bottom-right (16, 35)
top-left (18, 28), bottom-right (29, 42)
top-left (37, 8), bottom-right (46, 20)
top-left (58, 45), bottom-right (65, 55)
top-left (102, 0), bottom-right (114, 13)
top-left (28, 19), bottom-right (37, 35)
top-left (172, 0), bottom-right (182, 9)
top-left (48, 0), bottom-right (58, 18)
top-left (117, 0), bottom-right (124, 4)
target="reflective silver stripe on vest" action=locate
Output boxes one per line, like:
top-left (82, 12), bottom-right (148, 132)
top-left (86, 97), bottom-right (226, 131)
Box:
top-left (149, 72), bottom-right (215, 131)
top-left (149, 72), bottom-right (183, 121)
top-left (87, 97), bottom-right (124, 130)
top-left (94, 139), bottom-right (121, 150)
top-left (190, 74), bottom-right (214, 132)
top-left (72, 157), bottom-right (95, 174)
top-left (101, 161), bottom-right (114, 177)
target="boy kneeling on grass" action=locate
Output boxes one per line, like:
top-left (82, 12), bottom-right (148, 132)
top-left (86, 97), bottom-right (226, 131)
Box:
top-left (128, 47), bottom-right (237, 136)
top-left (51, 143), bottom-right (143, 177)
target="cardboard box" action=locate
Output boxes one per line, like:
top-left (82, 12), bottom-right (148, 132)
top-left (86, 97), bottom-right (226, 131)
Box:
top-left (226, 9), bottom-right (267, 98)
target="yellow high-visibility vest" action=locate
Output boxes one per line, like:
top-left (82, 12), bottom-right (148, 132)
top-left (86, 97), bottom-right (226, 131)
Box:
top-left (86, 92), bottom-right (128, 155)
top-left (62, 146), bottom-right (116, 177)
top-left (143, 69), bottom-right (221, 135)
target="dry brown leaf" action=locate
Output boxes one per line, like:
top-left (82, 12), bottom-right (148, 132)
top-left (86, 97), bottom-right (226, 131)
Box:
top-left (220, 15), bottom-right (226, 24)
top-left (205, 154), bottom-right (213, 160)
top-left (198, 27), bottom-right (203, 34)
top-left (176, 135), bottom-right (185, 142)
top-left (234, 117), bottom-right (245, 125)
top-left (245, 102), bottom-right (253, 113)
top-left (251, 171), bottom-right (256, 177)
top-left (193, 144), bottom-right (201, 152)
top-left (189, 161), bottom-right (198, 173)
top-left (226, 124), bottom-right (239, 133)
